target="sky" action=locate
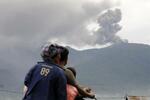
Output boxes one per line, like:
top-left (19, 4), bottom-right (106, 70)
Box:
top-left (0, 0), bottom-right (150, 50)
top-left (118, 0), bottom-right (150, 46)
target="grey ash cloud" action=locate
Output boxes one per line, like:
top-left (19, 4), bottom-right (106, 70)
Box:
top-left (95, 8), bottom-right (124, 44)
top-left (0, 0), bottom-right (123, 73)
top-left (0, 0), bottom-right (120, 49)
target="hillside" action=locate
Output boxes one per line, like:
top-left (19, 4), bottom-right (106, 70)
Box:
top-left (68, 43), bottom-right (150, 95)
top-left (0, 43), bottom-right (150, 96)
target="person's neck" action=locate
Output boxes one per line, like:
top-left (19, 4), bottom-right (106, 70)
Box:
top-left (59, 63), bottom-right (65, 69)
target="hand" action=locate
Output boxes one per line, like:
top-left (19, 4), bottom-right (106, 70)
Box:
top-left (89, 93), bottom-right (95, 99)
top-left (83, 87), bottom-right (92, 93)
top-left (84, 88), bottom-right (95, 99)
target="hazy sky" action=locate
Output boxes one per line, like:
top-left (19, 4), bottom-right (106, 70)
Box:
top-left (0, 0), bottom-right (150, 50)
top-left (119, 0), bottom-right (150, 46)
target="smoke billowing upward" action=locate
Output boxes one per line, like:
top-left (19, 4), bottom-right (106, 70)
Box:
top-left (50, 8), bottom-right (127, 49)
top-left (0, 1), bottom-right (124, 78)
top-left (0, 0), bottom-right (120, 49)
top-left (94, 8), bottom-right (124, 45)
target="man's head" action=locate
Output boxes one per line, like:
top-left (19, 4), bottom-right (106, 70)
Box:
top-left (41, 43), bottom-right (60, 64)
top-left (41, 43), bottom-right (69, 66)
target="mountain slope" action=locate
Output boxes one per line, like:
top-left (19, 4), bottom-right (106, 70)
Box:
top-left (0, 43), bottom-right (150, 96)
top-left (68, 43), bottom-right (150, 95)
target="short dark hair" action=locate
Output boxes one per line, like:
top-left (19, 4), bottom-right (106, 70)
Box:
top-left (41, 44), bottom-right (59, 61)
top-left (59, 46), bottom-right (69, 62)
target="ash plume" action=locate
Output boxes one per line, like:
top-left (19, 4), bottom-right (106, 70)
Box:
top-left (94, 8), bottom-right (125, 45)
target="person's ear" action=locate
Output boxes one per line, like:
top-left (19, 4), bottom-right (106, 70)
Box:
top-left (53, 54), bottom-right (61, 64)
top-left (57, 54), bottom-right (61, 61)
top-left (57, 54), bottom-right (61, 64)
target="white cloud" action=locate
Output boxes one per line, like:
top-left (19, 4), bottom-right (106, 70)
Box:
top-left (0, 0), bottom-right (118, 49)
top-left (0, 0), bottom-right (149, 50)
top-left (0, 0), bottom-right (120, 70)
top-left (0, 0), bottom-right (149, 63)
top-left (118, 0), bottom-right (150, 45)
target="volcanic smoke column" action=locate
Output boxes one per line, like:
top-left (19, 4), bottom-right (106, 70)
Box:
top-left (95, 8), bottom-right (124, 45)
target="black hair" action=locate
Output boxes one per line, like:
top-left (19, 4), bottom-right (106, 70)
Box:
top-left (41, 44), bottom-right (60, 61)
top-left (59, 46), bottom-right (69, 62)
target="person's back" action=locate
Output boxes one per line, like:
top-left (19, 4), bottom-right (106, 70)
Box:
top-left (23, 43), bottom-right (67, 100)
top-left (24, 62), bottom-right (66, 100)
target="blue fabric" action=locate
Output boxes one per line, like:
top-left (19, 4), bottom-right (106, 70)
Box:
top-left (23, 61), bottom-right (67, 100)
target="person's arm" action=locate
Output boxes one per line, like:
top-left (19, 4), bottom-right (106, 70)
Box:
top-left (23, 66), bottom-right (35, 94)
top-left (75, 84), bottom-right (95, 98)
top-left (23, 85), bottom-right (28, 95)
top-left (56, 69), bottom-right (67, 100)
top-left (64, 69), bottom-right (76, 85)
top-left (65, 69), bottom-right (95, 98)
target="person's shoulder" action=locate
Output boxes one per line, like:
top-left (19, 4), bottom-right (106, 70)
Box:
top-left (38, 61), bottom-right (65, 75)
top-left (63, 68), bottom-right (75, 80)
top-left (37, 61), bottom-right (55, 69)
top-left (53, 65), bottom-right (66, 77)
top-left (56, 66), bottom-right (64, 73)
top-left (46, 63), bottom-right (64, 74)
top-left (64, 68), bottom-right (73, 75)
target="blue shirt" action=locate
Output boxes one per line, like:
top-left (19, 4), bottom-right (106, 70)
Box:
top-left (23, 61), bottom-right (67, 100)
